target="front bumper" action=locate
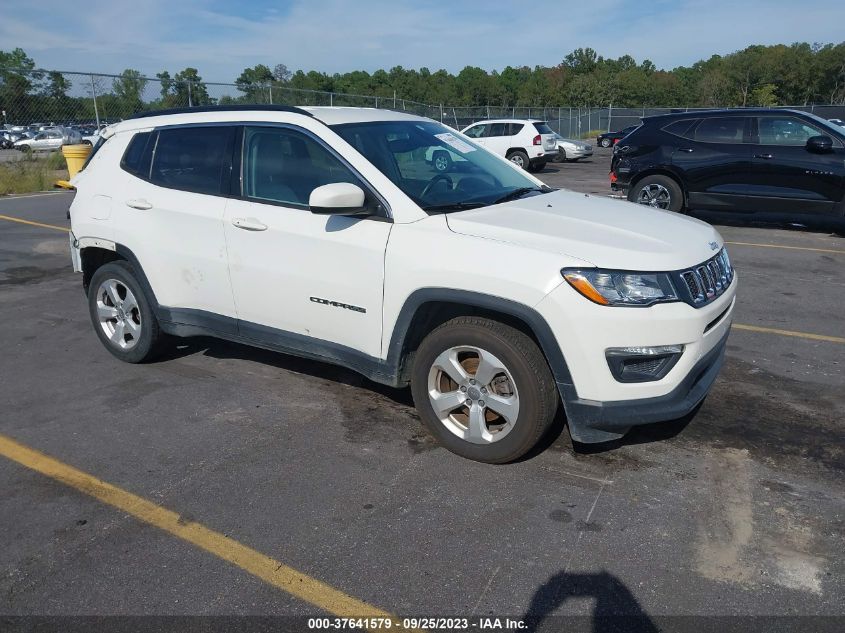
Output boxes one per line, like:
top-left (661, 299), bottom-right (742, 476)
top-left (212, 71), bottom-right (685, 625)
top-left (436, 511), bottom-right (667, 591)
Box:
top-left (560, 327), bottom-right (728, 443)
top-left (562, 146), bottom-right (593, 159)
top-left (536, 274), bottom-right (737, 443)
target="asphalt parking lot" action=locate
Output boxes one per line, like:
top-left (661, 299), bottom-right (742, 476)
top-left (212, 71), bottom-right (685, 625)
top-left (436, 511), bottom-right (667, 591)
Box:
top-left (0, 151), bottom-right (843, 630)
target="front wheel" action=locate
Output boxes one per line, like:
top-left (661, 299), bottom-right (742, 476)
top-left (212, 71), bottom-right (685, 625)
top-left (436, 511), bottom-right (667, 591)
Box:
top-left (628, 175), bottom-right (684, 212)
top-left (410, 317), bottom-right (558, 463)
top-left (432, 150), bottom-right (452, 173)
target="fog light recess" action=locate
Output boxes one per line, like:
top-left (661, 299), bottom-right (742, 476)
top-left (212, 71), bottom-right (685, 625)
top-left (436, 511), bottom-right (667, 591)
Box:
top-left (605, 345), bottom-right (684, 383)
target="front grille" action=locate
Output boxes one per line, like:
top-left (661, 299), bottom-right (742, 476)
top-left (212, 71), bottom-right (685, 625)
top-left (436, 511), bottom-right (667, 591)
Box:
top-left (675, 249), bottom-right (733, 307)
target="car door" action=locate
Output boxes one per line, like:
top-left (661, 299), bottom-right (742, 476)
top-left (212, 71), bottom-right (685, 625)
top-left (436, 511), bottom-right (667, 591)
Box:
top-left (671, 116), bottom-right (755, 212)
top-left (750, 115), bottom-right (845, 216)
top-left (481, 122), bottom-right (511, 157)
top-left (463, 123), bottom-right (488, 148)
top-left (115, 125), bottom-right (239, 324)
top-left (223, 124), bottom-right (391, 359)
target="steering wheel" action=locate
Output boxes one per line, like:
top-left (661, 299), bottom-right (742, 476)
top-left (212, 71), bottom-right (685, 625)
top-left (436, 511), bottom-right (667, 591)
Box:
top-left (420, 174), bottom-right (454, 199)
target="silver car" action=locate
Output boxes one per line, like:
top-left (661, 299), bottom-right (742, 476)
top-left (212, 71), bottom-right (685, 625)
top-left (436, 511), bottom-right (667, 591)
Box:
top-left (552, 134), bottom-right (593, 162)
top-left (14, 126), bottom-right (81, 152)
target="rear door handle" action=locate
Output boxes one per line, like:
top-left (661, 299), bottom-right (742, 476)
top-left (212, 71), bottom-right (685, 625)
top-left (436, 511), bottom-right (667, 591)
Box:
top-left (125, 198), bottom-right (152, 210)
top-left (231, 217), bottom-right (268, 232)
top-left (754, 153), bottom-right (774, 159)
top-left (678, 148), bottom-right (694, 153)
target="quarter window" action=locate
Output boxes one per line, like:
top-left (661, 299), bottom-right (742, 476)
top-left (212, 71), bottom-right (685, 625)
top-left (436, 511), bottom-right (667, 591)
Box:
top-left (120, 131), bottom-right (152, 178)
top-left (150, 126), bottom-right (235, 195)
top-left (693, 118), bottom-right (746, 144)
top-left (242, 126), bottom-right (359, 207)
top-left (662, 119), bottom-right (698, 139)
top-left (758, 117), bottom-right (825, 146)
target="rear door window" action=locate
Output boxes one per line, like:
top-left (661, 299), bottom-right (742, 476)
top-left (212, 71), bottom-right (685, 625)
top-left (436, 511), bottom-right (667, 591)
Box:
top-left (150, 126), bottom-right (236, 195)
top-left (693, 118), bottom-right (747, 144)
top-left (487, 123), bottom-right (509, 137)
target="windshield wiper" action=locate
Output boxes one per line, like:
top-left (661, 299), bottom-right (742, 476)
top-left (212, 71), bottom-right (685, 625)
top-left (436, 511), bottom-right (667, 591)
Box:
top-left (492, 187), bottom-right (546, 205)
top-left (421, 201), bottom-right (487, 212)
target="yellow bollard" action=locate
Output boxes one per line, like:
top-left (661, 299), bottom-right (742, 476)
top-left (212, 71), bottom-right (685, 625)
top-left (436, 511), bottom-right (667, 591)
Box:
top-left (61, 144), bottom-right (93, 179)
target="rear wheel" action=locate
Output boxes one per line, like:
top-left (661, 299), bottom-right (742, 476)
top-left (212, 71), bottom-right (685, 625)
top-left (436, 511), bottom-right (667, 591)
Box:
top-left (87, 261), bottom-right (165, 363)
top-left (410, 317), bottom-right (558, 464)
top-left (600, 138), bottom-right (612, 148)
top-left (628, 175), bottom-right (684, 212)
top-left (507, 150), bottom-right (530, 171)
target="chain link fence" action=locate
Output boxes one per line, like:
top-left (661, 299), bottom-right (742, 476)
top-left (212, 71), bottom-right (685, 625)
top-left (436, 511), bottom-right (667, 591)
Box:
top-left (2, 69), bottom-right (845, 140)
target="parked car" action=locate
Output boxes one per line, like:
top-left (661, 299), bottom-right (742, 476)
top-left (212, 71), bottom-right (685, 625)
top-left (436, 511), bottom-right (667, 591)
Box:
top-left (597, 125), bottom-right (639, 148)
top-left (68, 105), bottom-right (736, 463)
top-left (610, 108), bottom-right (845, 227)
top-left (460, 119), bottom-right (559, 171)
top-left (15, 126), bottom-right (82, 152)
top-left (0, 131), bottom-right (14, 149)
top-left (551, 134), bottom-right (593, 162)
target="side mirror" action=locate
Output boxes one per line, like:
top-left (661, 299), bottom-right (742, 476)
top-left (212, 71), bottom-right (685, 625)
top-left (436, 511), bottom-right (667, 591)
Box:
top-left (806, 135), bottom-right (833, 153)
top-left (308, 183), bottom-right (368, 216)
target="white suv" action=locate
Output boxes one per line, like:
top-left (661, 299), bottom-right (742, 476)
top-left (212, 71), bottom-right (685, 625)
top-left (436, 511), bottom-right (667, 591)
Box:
top-left (461, 119), bottom-right (559, 171)
top-left (69, 106), bottom-right (737, 463)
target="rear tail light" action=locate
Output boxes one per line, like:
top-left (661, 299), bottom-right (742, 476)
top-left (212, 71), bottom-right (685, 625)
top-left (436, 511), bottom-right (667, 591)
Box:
top-left (533, 135), bottom-right (541, 146)
top-left (609, 172), bottom-right (618, 183)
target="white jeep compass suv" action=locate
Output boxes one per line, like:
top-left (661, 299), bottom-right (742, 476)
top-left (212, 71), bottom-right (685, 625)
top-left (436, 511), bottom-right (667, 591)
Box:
top-left (461, 119), bottom-right (559, 171)
top-left (69, 106), bottom-right (736, 463)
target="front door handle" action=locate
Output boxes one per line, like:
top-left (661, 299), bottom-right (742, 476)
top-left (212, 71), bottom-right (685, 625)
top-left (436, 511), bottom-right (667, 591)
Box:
top-left (125, 198), bottom-right (152, 210)
top-left (231, 217), bottom-right (268, 232)
top-left (678, 148), bottom-right (694, 153)
top-left (754, 153), bottom-right (774, 160)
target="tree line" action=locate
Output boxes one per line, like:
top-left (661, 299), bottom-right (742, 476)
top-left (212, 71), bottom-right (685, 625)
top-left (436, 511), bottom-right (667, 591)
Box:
top-left (1, 42), bottom-right (844, 124)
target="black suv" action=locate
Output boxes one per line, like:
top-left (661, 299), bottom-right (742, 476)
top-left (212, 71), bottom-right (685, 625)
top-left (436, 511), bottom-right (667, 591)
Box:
top-left (610, 109), bottom-right (845, 227)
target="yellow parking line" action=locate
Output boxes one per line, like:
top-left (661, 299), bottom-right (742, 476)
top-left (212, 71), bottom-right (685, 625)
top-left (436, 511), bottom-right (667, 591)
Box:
top-left (0, 213), bottom-right (70, 233)
top-left (732, 323), bottom-right (845, 344)
top-left (725, 240), bottom-right (845, 255)
top-left (0, 433), bottom-right (397, 619)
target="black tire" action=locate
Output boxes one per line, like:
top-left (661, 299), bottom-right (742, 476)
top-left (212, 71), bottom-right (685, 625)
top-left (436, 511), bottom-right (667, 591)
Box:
top-left (600, 138), bottom-right (612, 148)
top-left (506, 150), bottom-right (531, 171)
top-left (87, 260), bottom-right (165, 363)
top-left (628, 174), bottom-right (684, 213)
top-left (556, 149), bottom-right (567, 162)
top-left (410, 316), bottom-right (558, 464)
top-left (432, 150), bottom-right (452, 173)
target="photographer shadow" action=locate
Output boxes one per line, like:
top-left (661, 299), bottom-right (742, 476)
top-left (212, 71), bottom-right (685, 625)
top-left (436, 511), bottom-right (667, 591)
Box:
top-left (523, 570), bottom-right (658, 633)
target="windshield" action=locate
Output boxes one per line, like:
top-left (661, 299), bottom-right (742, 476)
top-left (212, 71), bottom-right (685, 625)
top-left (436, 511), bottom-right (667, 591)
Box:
top-left (331, 120), bottom-right (548, 211)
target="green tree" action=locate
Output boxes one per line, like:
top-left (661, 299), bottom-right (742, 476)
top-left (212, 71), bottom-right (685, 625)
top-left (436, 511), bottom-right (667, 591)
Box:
top-left (113, 69), bottom-right (148, 115)
top-left (236, 64), bottom-right (274, 102)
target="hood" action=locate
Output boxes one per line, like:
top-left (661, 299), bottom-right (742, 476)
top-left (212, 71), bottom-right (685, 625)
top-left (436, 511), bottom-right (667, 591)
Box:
top-left (445, 189), bottom-right (723, 271)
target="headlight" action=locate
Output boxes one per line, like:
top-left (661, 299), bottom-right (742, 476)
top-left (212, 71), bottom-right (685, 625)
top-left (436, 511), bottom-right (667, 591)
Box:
top-left (561, 269), bottom-right (678, 306)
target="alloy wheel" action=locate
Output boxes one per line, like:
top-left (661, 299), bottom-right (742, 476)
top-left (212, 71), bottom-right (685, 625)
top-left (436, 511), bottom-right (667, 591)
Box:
top-left (636, 183), bottom-right (672, 209)
top-left (96, 279), bottom-right (142, 350)
top-left (427, 345), bottom-right (520, 444)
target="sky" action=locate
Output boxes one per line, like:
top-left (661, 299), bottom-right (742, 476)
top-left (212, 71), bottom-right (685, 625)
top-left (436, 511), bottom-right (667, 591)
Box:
top-left (1, 0), bottom-right (844, 82)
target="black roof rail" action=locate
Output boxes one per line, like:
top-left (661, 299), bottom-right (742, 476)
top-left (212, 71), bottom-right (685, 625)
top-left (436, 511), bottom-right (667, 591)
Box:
top-left (126, 104), bottom-right (314, 120)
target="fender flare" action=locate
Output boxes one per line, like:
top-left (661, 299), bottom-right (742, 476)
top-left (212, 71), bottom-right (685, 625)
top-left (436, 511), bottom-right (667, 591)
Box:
top-left (384, 288), bottom-right (573, 387)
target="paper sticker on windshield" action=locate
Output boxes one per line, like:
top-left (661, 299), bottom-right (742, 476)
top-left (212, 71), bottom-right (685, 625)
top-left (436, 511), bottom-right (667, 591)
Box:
top-left (435, 132), bottom-right (476, 154)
